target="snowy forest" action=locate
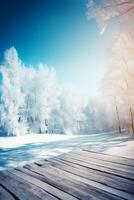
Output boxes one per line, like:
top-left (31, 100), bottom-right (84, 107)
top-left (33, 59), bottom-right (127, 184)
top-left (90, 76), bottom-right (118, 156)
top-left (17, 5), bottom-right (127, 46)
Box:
top-left (0, 0), bottom-right (134, 136)
top-left (88, 0), bottom-right (134, 135)
top-left (0, 47), bottom-right (112, 136)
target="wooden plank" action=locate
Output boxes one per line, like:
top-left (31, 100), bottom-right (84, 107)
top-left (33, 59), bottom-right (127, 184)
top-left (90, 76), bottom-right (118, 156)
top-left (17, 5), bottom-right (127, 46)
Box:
top-left (31, 162), bottom-right (134, 200)
top-left (1, 150), bottom-right (134, 200)
top-left (55, 155), bottom-right (134, 180)
top-left (53, 154), bottom-right (134, 181)
top-left (82, 149), bottom-right (134, 166)
top-left (17, 166), bottom-right (89, 200)
top-left (68, 150), bottom-right (134, 171)
top-left (63, 152), bottom-right (134, 174)
top-left (0, 170), bottom-right (58, 200)
top-left (22, 163), bottom-right (121, 200)
top-left (40, 157), bottom-right (134, 195)
top-left (10, 168), bottom-right (77, 200)
top-left (0, 185), bottom-right (15, 200)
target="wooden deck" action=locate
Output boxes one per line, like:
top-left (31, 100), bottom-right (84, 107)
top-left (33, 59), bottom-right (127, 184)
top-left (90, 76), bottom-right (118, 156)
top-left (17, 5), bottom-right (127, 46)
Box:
top-left (0, 149), bottom-right (134, 200)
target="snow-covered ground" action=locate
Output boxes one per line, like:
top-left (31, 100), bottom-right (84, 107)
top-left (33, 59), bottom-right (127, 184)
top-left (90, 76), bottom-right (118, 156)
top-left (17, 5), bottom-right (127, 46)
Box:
top-left (0, 131), bottom-right (134, 170)
top-left (0, 134), bottom-right (78, 149)
top-left (106, 140), bottom-right (134, 159)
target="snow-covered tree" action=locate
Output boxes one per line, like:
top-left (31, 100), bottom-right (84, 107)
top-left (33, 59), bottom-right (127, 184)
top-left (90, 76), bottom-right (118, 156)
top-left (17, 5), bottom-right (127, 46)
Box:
top-left (0, 47), bottom-right (27, 135)
top-left (49, 85), bottom-right (85, 135)
top-left (0, 47), bottom-right (60, 136)
top-left (88, 0), bottom-right (134, 34)
top-left (100, 31), bottom-right (134, 133)
top-left (0, 47), bottom-right (120, 136)
top-left (22, 64), bottom-right (60, 134)
top-left (88, 0), bottom-right (134, 134)
top-left (82, 98), bottom-right (113, 133)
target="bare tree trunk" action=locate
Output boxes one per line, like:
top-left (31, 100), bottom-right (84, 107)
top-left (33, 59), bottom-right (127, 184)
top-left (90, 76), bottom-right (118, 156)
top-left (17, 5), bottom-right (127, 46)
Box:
top-left (129, 107), bottom-right (134, 134)
top-left (115, 105), bottom-right (121, 133)
top-left (124, 79), bottom-right (134, 134)
top-left (39, 127), bottom-right (42, 134)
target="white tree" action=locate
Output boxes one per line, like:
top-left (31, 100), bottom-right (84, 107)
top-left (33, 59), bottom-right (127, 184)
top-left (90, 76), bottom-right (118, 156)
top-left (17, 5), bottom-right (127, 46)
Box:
top-left (27, 64), bottom-right (60, 133)
top-left (0, 47), bottom-right (60, 136)
top-left (88, 0), bottom-right (134, 34)
top-left (0, 47), bottom-right (27, 135)
top-left (49, 85), bottom-right (85, 135)
top-left (100, 31), bottom-right (134, 133)
top-left (82, 98), bottom-right (113, 133)
top-left (1, 47), bottom-right (114, 136)
top-left (88, 0), bottom-right (134, 134)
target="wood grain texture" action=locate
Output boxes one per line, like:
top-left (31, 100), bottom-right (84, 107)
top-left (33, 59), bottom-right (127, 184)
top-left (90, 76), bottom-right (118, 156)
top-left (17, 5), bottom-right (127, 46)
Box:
top-left (82, 149), bottom-right (134, 166)
top-left (40, 157), bottom-right (134, 194)
top-left (0, 185), bottom-right (15, 200)
top-left (0, 150), bottom-right (134, 200)
top-left (0, 170), bottom-right (58, 200)
top-left (63, 152), bottom-right (134, 174)
top-left (24, 163), bottom-right (123, 200)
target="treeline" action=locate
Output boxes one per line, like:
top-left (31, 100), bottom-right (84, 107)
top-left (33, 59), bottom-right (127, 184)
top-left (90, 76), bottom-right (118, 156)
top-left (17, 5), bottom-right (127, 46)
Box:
top-left (0, 48), bottom-right (117, 136)
top-left (88, 0), bottom-right (134, 134)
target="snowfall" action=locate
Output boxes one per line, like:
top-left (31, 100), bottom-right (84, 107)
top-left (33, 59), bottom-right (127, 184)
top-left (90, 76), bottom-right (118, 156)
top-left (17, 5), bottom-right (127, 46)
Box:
top-left (0, 131), bottom-right (134, 171)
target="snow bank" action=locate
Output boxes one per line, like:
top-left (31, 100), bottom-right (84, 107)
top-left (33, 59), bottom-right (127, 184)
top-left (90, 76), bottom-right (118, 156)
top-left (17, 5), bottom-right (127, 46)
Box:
top-left (0, 134), bottom-right (77, 149)
top-left (105, 140), bottom-right (134, 159)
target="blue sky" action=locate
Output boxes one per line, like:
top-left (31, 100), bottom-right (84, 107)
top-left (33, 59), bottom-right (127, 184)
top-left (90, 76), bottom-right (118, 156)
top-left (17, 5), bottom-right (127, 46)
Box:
top-left (0, 0), bottom-right (118, 96)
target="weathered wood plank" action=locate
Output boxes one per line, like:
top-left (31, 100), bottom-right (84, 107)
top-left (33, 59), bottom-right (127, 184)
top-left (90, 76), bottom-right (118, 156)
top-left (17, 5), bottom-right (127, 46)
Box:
top-left (10, 168), bottom-right (77, 200)
top-left (0, 185), bottom-right (15, 200)
top-left (56, 156), bottom-right (134, 180)
top-left (82, 150), bottom-right (134, 166)
top-left (40, 157), bottom-right (134, 195)
top-left (18, 166), bottom-right (89, 200)
top-left (24, 163), bottom-right (124, 200)
top-left (63, 152), bottom-right (134, 174)
top-left (34, 162), bottom-right (134, 200)
top-left (0, 170), bottom-right (58, 200)
top-left (1, 150), bottom-right (134, 200)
